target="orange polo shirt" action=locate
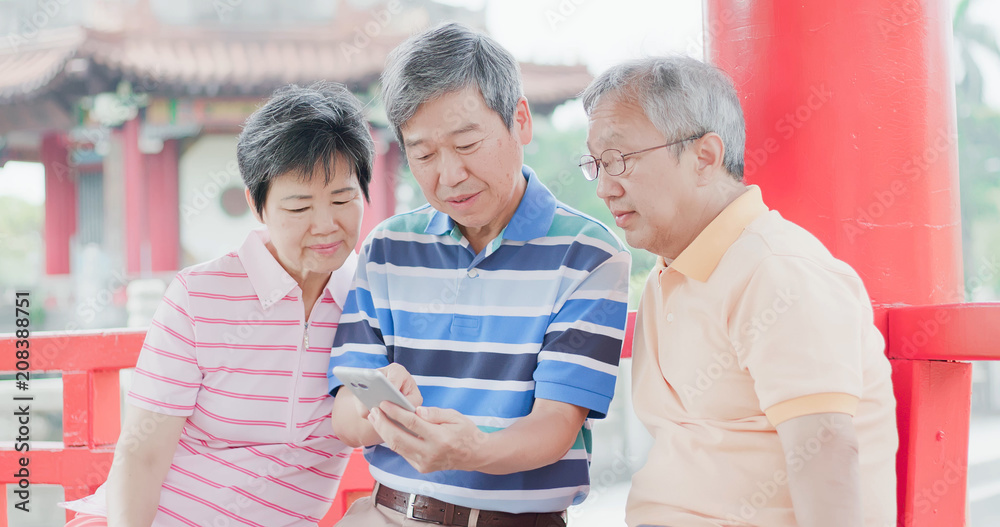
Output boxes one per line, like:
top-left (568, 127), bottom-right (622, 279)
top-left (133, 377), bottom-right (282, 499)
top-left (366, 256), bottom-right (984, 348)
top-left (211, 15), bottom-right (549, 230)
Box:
top-left (627, 186), bottom-right (897, 527)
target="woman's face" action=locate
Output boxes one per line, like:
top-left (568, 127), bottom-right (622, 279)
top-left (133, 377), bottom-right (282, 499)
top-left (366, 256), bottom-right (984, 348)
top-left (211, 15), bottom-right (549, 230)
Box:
top-left (249, 156), bottom-right (364, 284)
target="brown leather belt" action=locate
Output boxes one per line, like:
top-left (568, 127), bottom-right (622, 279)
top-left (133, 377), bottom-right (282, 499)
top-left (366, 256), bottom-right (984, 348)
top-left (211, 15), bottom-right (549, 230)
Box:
top-left (374, 483), bottom-right (567, 527)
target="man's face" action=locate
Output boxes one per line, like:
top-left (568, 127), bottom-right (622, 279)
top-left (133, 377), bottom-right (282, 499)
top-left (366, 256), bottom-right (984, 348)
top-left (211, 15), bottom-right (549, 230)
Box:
top-left (401, 86), bottom-right (532, 233)
top-left (587, 96), bottom-right (700, 258)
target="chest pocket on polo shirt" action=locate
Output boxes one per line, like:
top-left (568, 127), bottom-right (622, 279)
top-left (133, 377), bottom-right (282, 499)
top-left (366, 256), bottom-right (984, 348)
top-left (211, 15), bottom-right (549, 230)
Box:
top-left (451, 315), bottom-right (480, 338)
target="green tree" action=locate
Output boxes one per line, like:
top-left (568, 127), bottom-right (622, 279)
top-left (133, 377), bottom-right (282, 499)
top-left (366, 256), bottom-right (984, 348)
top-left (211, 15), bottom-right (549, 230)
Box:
top-left (954, 0), bottom-right (1000, 297)
top-left (0, 195), bottom-right (44, 289)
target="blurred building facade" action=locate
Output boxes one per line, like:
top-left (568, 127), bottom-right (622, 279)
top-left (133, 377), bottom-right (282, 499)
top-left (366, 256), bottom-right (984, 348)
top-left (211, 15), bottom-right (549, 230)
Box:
top-left (0, 0), bottom-right (592, 330)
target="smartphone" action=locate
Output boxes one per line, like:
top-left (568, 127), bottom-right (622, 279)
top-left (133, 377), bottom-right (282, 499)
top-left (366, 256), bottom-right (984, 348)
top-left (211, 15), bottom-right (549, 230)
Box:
top-left (332, 366), bottom-right (418, 436)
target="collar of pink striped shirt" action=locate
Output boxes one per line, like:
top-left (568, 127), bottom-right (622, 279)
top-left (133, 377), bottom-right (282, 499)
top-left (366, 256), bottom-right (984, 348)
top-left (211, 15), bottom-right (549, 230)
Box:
top-left (238, 229), bottom-right (358, 310)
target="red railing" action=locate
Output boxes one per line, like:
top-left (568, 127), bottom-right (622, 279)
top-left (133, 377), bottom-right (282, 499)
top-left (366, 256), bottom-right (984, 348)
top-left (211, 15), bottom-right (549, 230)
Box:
top-left (885, 303), bottom-right (1000, 526)
top-left (1, 304), bottom-right (998, 525)
top-left (0, 328), bottom-right (145, 526)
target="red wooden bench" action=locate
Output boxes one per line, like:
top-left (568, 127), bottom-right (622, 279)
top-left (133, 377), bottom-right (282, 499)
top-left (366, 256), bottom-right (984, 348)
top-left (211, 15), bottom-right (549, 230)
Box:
top-left (2, 305), bottom-right (998, 525)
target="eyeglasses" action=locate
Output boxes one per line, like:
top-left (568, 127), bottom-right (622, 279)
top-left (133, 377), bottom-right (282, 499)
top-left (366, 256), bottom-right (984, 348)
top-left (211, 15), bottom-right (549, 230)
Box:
top-left (578, 133), bottom-right (706, 181)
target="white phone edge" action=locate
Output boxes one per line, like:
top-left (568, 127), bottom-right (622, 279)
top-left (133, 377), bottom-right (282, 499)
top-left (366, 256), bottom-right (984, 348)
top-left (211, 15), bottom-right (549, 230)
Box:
top-left (332, 366), bottom-right (416, 412)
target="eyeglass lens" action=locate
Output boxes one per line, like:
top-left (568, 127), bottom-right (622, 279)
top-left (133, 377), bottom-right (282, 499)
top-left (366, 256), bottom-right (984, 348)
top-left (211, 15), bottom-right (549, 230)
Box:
top-left (579, 150), bottom-right (628, 181)
top-left (600, 150), bottom-right (626, 176)
top-left (579, 156), bottom-right (598, 180)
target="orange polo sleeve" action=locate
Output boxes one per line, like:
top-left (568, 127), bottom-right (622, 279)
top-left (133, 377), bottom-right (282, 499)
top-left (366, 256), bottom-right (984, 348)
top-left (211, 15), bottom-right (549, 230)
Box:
top-left (729, 254), bottom-right (877, 427)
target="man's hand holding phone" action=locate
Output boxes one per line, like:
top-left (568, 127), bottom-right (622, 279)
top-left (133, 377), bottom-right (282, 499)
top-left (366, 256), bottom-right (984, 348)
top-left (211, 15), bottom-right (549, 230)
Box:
top-left (377, 363), bottom-right (423, 412)
top-left (332, 364), bottom-right (496, 473)
top-left (333, 364), bottom-right (423, 437)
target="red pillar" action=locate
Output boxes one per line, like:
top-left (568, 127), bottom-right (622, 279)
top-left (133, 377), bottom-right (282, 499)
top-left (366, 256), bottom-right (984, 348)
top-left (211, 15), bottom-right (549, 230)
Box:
top-left (359, 134), bottom-right (399, 251)
top-left (122, 118), bottom-right (147, 275)
top-left (146, 139), bottom-right (180, 272)
top-left (705, 0), bottom-right (962, 311)
top-left (704, 1), bottom-right (966, 526)
top-left (42, 132), bottom-right (76, 275)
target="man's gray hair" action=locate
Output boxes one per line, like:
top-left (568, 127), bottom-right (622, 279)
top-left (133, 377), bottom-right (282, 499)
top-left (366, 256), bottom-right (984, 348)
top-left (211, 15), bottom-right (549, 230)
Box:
top-left (582, 56), bottom-right (745, 180)
top-left (380, 22), bottom-right (523, 146)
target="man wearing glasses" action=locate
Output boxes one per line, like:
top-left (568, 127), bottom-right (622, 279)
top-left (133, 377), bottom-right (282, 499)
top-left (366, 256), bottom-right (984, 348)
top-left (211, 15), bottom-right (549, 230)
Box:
top-left (581, 57), bottom-right (897, 527)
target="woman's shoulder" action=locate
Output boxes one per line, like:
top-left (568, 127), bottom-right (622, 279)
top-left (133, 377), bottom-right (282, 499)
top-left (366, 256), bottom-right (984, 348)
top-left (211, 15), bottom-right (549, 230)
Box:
top-left (172, 250), bottom-right (249, 287)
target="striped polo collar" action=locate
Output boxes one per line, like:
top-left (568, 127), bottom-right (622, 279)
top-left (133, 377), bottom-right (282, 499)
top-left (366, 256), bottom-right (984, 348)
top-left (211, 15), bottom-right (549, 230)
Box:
top-left (424, 165), bottom-right (555, 242)
top-left (668, 185), bottom-right (769, 282)
top-left (238, 229), bottom-right (356, 309)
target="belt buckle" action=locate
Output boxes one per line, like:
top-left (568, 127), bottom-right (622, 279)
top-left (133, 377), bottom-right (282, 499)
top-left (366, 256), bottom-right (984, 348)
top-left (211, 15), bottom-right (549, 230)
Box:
top-left (405, 492), bottom-right (418, 519)
top-left (405, 492), bottom-right (435, 523)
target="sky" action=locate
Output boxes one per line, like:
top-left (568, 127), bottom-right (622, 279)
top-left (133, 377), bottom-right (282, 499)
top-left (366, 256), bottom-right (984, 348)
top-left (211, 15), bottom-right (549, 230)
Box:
top-left (964, 0), bottom-right (1000, 108)
top-left (0, 161), bottom-right (45, 205)
top-left (475, 0), bottom-right (703, 70)
top-left (473, 0), bottom-right (703, 130)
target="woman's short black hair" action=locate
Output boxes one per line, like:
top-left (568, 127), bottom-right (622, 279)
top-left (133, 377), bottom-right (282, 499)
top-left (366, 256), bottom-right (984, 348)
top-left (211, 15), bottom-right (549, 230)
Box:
top-left (237, 81), bottom-right (375, 217)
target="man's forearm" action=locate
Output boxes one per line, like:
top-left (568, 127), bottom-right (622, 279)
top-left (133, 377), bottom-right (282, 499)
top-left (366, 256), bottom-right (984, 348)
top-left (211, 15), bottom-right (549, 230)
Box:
top-left (474, 400), bottom-right (588, 475)
top-left (369, 397), bottom-right (588, 475)
top-left (776, 412), bottom-right (862, 527)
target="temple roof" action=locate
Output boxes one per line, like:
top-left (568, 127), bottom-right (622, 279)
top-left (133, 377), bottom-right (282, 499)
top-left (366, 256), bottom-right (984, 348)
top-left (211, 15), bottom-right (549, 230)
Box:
top-left (0, 26), bottom-right (591, 112)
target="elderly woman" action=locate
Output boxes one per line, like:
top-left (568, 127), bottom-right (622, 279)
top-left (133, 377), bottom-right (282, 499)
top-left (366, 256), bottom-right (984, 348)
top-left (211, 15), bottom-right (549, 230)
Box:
top-left (62, 81), bottom-right (374, 526)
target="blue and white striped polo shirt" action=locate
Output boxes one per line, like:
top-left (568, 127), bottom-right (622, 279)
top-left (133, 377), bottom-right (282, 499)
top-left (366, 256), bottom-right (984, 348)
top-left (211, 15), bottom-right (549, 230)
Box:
top-left (328, 165), bottom-right (631, 513)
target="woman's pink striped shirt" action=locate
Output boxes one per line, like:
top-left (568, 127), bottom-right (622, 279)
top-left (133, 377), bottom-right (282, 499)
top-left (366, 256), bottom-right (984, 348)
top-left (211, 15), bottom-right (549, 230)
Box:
top-left (63, 230), bottom-right (356, 526)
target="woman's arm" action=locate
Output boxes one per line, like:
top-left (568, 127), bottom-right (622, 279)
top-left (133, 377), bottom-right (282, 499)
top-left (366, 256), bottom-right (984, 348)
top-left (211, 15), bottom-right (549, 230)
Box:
top-left (106, 404), bottom-right (187, 527)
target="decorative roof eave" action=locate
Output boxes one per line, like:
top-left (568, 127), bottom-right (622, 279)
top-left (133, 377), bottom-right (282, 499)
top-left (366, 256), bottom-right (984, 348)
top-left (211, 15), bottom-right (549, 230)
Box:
top-left (0, 26), bottom-right (87, 103)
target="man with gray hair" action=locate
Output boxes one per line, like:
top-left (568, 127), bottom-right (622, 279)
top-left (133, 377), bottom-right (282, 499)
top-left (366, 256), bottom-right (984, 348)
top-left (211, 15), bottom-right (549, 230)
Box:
top-left (329, 23), bottom-right (631, 526)
top-left (581, 56), bottom-right (897, 527)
